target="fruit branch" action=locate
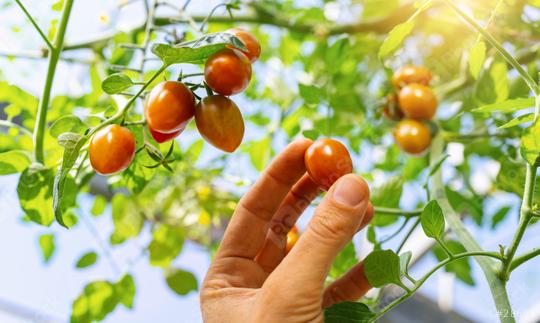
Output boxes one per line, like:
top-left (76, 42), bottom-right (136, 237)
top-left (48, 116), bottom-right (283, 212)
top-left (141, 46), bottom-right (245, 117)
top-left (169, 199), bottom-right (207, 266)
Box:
top-left (373, 206), bottom-right (422, 217)
top-left (372, 251), bottom-right (503, 322)
top-left (509, 247), bottom-right (540, 272)
top-left (396, 218), bottom-right (421, 253)
top-left (14, 0), bottom-right (54, 50)
top-left (31, 0), bottom-right (75, 164)
top-left (441, 0), bottom-right (540, 96)
top-left (429, 133), bottom-right (515, 323)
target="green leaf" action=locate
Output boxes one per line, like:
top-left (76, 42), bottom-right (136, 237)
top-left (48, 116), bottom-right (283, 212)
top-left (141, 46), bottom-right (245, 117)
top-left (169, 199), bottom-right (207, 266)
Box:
top-left (101, 73), bottom-right (134, 94)
top-left (148, 225), bottom-right (184, 267)
top-left (363, 249), bottom-right (401, 287)
top-left (371, 176), bottom-right (403, 226)
top-left (468, 41), bottom-right (486, 79)
top-left (329, 242), bottom-right (357, 279)
top-left (432, 240), bottom-right (474, 286)
top-left (474, 58), bottom-right (509, 105)
top-left (111, 195), bottom-right (144, 243)
top-left (185, 139), bottom-right (204, 162)
top-left (39, 233), bottom-right (55, 263)
top-left (498, 113), bottom-right (534, 129)
top-left (53, 133), bottom-right (87, 228)
top-left (49, 115), bottom-right (86, 138)
top-left (399, 251), bottom-right (412, 276)
top-left (298, 83), bottom-right (322, 104)
top-left (378, 21), bottom-right (414, 60)
top-left (165, 268), bottom-right (198, 295)
top-left (17, 165), bottom-right (55, 226)
top-left (248, 137), bottom-right (272, 171)
top-left (472, 97), bottom-right (534, 114)
top-left (428, 154), bottom-right (449, 177)
top-left (76, 251), bottom-right (98, 269)
top-left (91, 195), bottom-right (107, 216)
top-left (491, 206), bottom-right (511, 229)
top-left (420, 200), bottom-right (445, 240)
top-left (115, 274), bottom-right (136, 309)
top-left (521, 121), bottom-right (540, 166)
top-left (302, 129), bottom-right (319, 140)
top-left (152, 32), bottom-right (246, 66)
top-left (324, 302), bottom-right (375, 323)
top-left (71, 281), bottom-right (117, 323)
top-left (0, 150), bottom-right (31, 175)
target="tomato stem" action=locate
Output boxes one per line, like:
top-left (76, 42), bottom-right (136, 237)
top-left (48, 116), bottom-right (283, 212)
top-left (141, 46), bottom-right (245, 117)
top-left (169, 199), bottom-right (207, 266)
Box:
top-left (14, 0), bottom-right (54, 50)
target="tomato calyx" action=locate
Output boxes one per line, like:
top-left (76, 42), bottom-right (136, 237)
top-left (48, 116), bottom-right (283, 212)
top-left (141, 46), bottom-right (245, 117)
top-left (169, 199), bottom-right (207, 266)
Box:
top-left (143, 141), bottom-right (176, 172)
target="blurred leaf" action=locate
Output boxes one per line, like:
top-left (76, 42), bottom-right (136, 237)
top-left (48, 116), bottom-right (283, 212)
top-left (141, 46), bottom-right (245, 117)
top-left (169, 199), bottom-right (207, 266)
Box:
top-left (468, 41), bottom-right (486, 79)
top-left (299, 83), bottom-right (323, 104)
top-left (474, 59), bottom-right (509, 105)
top-left (491, 206), bottom-right (511, 229)
top-left (378, 21), bottom-right (414, 60)
top-left (364, 249), bottom-right (401, 287)
top-left (101, 73), bottom-right (134, 94)
top-left (76, 251), bottom-right (98, 269)
top-left (71, 281), bottom-right (117, 323)
top-left (50, 115), bottom-right (86, 138)
top-left (248, 137), bottom-right (272, 171)
top-left (165, 268), bottom-right (198, 295)
top-left (115, 274), bottom-right (136, 309)
top-left (17, 165), bottom-right (55, 226)
top-left (91, 195), bottom-right (107, 216)
top-left (371, 176), bottom-right (403, 226)
top-left (0, 150), bottom-right (31, 175)
top-left (324, 302), bottom-right (375, 323)
top-left (111, 195), bottom-right (144, 244)
top-left (521, 121), bottom-right (540, 166)
top-left (148, 225), bottom-right (185, 267)
top-left (302, 129), bottom-right (319, 140)
top-left (498, 113), bottom-right (534, 129)
top-left (420, 200), bottom-right (445, 240)
top-left (433, 240), bottom-right (474, 286)
top-left (39, 233), bottom-right (55, 263)
top-left (329, 242), bottom-right (357, 279)
top-left (445, 188), bottom-right (483, 226)
top-left (399, 251), bottom-right (412, 276)
top-left (472, 97), bottom-right (534, 113)
top-left (185, 139), bottom-right (204, 163)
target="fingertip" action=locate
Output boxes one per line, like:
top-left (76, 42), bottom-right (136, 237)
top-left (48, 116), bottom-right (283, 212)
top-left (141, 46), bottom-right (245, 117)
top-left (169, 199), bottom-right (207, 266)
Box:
top-left (330, 174), bottom-right (370, 208)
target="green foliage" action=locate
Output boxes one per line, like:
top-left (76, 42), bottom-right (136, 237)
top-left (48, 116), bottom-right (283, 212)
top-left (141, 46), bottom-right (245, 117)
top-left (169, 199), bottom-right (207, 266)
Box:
top-left (378, 21), bottom-right (414, 60)
top-left (521, 121), bottom-right (540, 166)
top-left (468, 41), bottom-right (486, 79)
top-left (165, 268), bottom-right (198, 295)
top-left (420, 200), bottom-right (445, 240)
top-left (39, 233), bottom-right (55, 263)
top-left (370, 177), bottom-right (403, 226)
top-left (324, 302), bottom-right (375, 323)
top-left (17, 165), bottom-right (55, 226)
top-left (76, 251), bottom-right (98, 269)
top-left (329, 242), bottom-right (357, 279)
top-left (101, 73), bottom-right (135, 94)
top-left (432, 240), bottom-right (474, 286)
top-left (148, 225), bottom-right (185, 268)
top-left (0, 150), bottom-right (31, 174)
top-left (363, 249), bottom-right (402, 288)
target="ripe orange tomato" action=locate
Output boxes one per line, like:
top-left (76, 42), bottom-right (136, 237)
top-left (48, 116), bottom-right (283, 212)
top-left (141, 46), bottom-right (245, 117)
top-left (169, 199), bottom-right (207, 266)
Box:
top-left (227, 28), bottom-right (261, 63)
top-left (149, 127), bottom-right (183, 143)
top-left (305, 138), bottom-right (353, 191)
top-left (195, 95), bottom-right (244, 152)
top-left (398, 84), bottom-right (437, 120)
top-left (204, 48), bottom-right (252, 96)
top-left (89, 124), bottom-right (136, 175)
top-left (394, 119), bottom-right (431, 154)
top-left (392, 65), bottom-right (432, 89)
top-left (286, 226), bottom-right (299, 254)
top-left (382, 93), bottom-right (404, 121)
top-left (144, 81), bottom-right (195, 134)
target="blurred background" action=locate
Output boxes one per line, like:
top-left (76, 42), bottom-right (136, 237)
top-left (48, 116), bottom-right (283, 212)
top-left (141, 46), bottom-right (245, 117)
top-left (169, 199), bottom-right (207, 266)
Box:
top-left (0, 0), bottom-right (540, 322)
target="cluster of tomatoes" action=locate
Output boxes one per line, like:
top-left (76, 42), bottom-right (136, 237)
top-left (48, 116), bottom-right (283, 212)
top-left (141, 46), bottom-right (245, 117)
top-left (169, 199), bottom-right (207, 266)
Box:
top-left (89, 28), bottom-right (261, 175)
top-left (383, 65), bottom-right (437, 154)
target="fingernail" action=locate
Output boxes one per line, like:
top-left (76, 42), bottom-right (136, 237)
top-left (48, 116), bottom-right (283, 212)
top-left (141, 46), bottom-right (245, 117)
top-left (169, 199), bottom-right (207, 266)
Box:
top-left (332, 175), bottom-right (366, 207)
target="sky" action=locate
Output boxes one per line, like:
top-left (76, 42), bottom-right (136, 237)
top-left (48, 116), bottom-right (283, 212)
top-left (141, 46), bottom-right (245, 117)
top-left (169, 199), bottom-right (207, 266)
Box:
top-left (1, 1), bottom-right (540, 323)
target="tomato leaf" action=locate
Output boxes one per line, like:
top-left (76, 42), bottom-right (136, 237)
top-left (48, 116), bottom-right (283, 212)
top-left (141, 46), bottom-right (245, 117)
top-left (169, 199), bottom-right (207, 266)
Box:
top-left (521, 120), bottom-right (540, 166)
top-left (148, 225), bottom-right (184, 267)
top-left (91, 195), bottom-right (107, 216)
top-left (420, 200), bottom-right (445, 240)
top-left (371, 176), bottom-right (403, 227)
top-left (17, 164), bottom-right (55, 226)
top-left (116, 274), bottom-right (136, 309)
top-left (101, 73), bottom-right (134, 94)
top-left (474, 59), bottom-right (509, 105)
top-left (498, 113), bottom-right (534, 129)
top-left (165, 268), bottom-right (198, 295)
top-left (378, 21), bottom-right (414, 60)
top-left (324, 302), bottom-right (375, 323)
top-left (468, 41), bottom-right (486, 79)
top-left (49, 115), bottom-right (86, 138)
top-left (39, 233), bottom-right (55, 263)
top-left (363, 249), bottom-right (402, 287)
top-left (432, 240), bottom-right (475, 286)
top-left (75, 251), bottom-right (98, 269)
top-left (53, 132), bottom-right (87, 228)
top-left (329, 242), bottom-right (357, 279)
top-left (472, 97), bottom-right (534, 114)
top-left (399, 251), bottom-right (412, 276)
top-left (152, 32), bottom-right (246, 66)
top-left (0, 150), bottom-right (31, 175)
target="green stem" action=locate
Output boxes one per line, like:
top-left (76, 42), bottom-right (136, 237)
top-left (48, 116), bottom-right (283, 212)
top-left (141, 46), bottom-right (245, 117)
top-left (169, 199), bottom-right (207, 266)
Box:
top-left (431, 133), bottom-right (515, 323)
top-left (510, 247), bottom-right (540, 272)
top-left (374, 206), bottom-right (422, 217)
top-left (372, 251), bottom-right (503, 322)
top-left (441, 0), bottom-right (540, 95)
top-left (14, 0), bottom-right (54, 50)
top-left (32, 0), bottom-right (74, 164)
top-left (396, 218), bottom-right (421, 254)
top-left (500, 164), bottom-right (537, 280)
top-left (436, 238), bottom-right (453, 258)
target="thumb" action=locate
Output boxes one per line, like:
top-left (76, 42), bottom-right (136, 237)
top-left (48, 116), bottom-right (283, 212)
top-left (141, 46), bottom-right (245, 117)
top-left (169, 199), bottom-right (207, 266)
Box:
top-left (268, 174), bottom-right (370, 290)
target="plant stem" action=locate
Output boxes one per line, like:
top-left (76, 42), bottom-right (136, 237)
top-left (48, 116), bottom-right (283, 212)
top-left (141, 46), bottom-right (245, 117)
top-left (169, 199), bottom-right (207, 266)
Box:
top-left (436, 238), bottom-right (453, 258)
top-left (396, 218), bottom-right (421, 254)
top-left (374, 206), bottom-right (422, 217)
top-left (32, 0), bottom-right (74, 164)
top-left (431, 133), bottom-right (515, 323)
top-left (441, 0), bottom-right (540, 95)
top-left (510, 247), bottom-right (540, 272)
top-left (372, 251), bottom-right (503, 322)
top-left (14, 0), bottom-right (54, 50)
top-left (0, 120), bottom-right (33, 138)
top-left (500, 164), bottom-right (537, 280)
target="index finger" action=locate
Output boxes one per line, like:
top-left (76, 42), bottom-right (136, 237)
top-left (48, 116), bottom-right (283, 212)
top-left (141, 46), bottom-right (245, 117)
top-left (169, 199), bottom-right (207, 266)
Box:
top-left (216, 138), bottom-right (312, 260)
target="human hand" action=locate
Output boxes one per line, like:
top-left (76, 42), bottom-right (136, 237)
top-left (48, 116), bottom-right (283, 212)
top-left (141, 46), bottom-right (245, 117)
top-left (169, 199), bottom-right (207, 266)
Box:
top-left (200, 139), bottom-right (373, 323)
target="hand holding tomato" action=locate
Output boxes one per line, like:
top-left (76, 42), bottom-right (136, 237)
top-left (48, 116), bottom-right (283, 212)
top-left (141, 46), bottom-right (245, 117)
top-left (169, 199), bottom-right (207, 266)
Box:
top-left (201, 139), bottom-right (373, 323)
top-left (304, 138), bottom-right (353, 190)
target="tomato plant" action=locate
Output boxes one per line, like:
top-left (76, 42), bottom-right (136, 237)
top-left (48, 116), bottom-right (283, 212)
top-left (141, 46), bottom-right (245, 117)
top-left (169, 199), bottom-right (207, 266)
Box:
top-left (2, 0), bottom-right (540, 322)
